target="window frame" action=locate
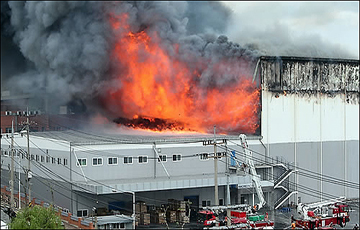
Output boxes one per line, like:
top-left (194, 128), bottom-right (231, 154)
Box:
top-left (124, 156), bottom-right (133, 164)
top-left (63, 158), bottom-right (68, 166)
top-left (77, 209), bottom-right (88, 217)
top-left (138, 155), bottom-right (148, 164)
top-left (108, 157), bottom-right (118, 165)
top-left (92, 157), bottom-right (103, 166)
top-left (199, 153), bottom-right (209, 161)
top-left (157, 154), bottom-right (167, 163)
top-left (77, 158), bottom-right (87, 167)
top-left (172, 154), bottom-right (182, 162)
top-left (219, 198), bottom-right (224, 206)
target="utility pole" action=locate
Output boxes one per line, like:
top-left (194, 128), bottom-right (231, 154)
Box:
top-left (5, 109), bottom-right (38, 207)
top-left (203, 126), bottom-right (226, 226)
top-left (214, 126), bottom-right (218, 207)
top-left (10, 120), bottom-right (15, 210)
top-left (26, 109), bottom-right (32, 206)
top-left (18, 145), bottom-right (21, 210)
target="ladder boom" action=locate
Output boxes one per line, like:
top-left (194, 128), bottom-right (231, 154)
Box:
top-left (239, 134), bottom-right (266, 210)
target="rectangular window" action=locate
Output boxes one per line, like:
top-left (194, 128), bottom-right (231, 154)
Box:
top-left (206, 200), bottom-right (211, 206)
top-left (202, 200), bottom-right (207, 207)
top-left (35, 155), bottom-right (39, 162)
top-left (120, 223), bottom-right (125, 229)
top-left (217, 151), bottom-right (226, 158)
top-left (108, 157), bottom-right (118, 165)
top-left (219, 199), bottom-right (224, 206)
top-left (158, 155), bottom-right (167, 162)
top-left (172, 154), bottom-right (182, 162)
top-left (138, 156), bottom-right (148, 164)
top-left (31, 154), bottom-right (35, 160)
top-left (124, 157), bottom-right (133, 164)
top-left (20, 150), bottom-right (25, 159)
top-left (16, 150), bottom-right (20, 158)
top-left (46, 156), bottom-right (50, 163)
top-left (51, 157), bottom-right (55, 164)
top-left (63, 158), bottom-right (68, 166)
top-left (77, 209), bottom-right (88, 217)
top-left (199, 153), bottom-right (209, 161)
top-left (3, 150), bottom-right (9, 157)
top-left (41, 156), bottom-right (44, 162)
top-left (77, 158), bottom-right (87, 166)
top-left (57, 158), bottom-right (61, 164)
top-left (92, 157), bottom-right (103, 166)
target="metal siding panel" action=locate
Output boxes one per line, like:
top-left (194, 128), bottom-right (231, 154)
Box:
top-left (346, 140), bottom-right (359, 198)
top-left (322, 141), bottom-right (345, 198)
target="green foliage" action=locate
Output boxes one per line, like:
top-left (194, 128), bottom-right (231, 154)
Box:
top-left (9, 205), bottom-right (64, 229)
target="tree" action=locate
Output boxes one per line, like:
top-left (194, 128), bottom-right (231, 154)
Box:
top-left (9, 205), bottom-right (64, 229)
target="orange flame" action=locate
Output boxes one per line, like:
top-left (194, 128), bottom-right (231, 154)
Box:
top-left (104, 13), bottom-right (260, 134)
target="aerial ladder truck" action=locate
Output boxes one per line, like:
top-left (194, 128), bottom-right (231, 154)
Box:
top-left (239, 134), bottom-right (266, 211)
top-left (197, 134), bottom-right (273, 229)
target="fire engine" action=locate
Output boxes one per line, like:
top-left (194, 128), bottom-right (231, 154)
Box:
top-left (197, 134), bottom-right (274, 229)
top-left (197, 204), bottom-right (275, 229)
top-left (292, 197), bottom-right (351, 229)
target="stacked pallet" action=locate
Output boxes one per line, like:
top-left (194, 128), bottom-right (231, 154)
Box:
top-left (167, 210), bottom-right (177, 223)
top-left (135, 201), bottom-right (150, 225)
top-left (150, 211), bottom-right (166, 224)
top-left (141, 213), bottom-right (151, 225)
top-left (135, 202), bottom-right (147, 214)
top-left (176, 211), bottom-right (190, 223)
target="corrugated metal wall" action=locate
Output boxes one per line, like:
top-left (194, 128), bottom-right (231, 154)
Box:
top-left (260, 56), bottom-right (359, 203)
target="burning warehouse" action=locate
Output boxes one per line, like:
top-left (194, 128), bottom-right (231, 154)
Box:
top-left (1, 55), bottom-right (358, 225)
top-left (1, 1), bottom-right (359, 228)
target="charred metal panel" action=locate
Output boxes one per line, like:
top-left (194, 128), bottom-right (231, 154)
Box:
top-left (260, 56), bottom-right (359, 97)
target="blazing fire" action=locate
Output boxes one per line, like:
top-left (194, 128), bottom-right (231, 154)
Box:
top-left (103, 13), bottom-right (260, 134)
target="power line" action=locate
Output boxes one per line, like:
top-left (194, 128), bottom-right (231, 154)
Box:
top-left (3, 137), bottom-right (203, 210)
top-left (227, 140), bottom-right (359, 187)
top-left (216, 145), bottom-right (359, 208)
top-left (35, 117), bottom-right (360, 189)
top-left (225, 140), bottom-right (359, 188)
top-left (3, 131), bottom-right (358, 213)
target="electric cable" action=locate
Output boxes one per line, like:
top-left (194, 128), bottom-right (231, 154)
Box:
top-left (222, 143), bottom-right (359, 189)
top-left (228, 139), bottom-right (359, 187)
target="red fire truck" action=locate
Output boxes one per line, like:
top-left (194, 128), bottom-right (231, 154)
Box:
top-left (291, 197), bottom-right (351, 229)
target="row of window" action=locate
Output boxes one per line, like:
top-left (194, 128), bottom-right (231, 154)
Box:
top-left (201, 198), bottom-right (224, 207)
top-left (1, 149), bottom-right (68, 166)
top-left (1, 149), bottom-right (221, 168)
top-left (76, 154), bottom-right (182, 167)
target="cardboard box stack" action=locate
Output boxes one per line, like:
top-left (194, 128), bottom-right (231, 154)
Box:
top-left (135, 201), bottom-right (149, 225)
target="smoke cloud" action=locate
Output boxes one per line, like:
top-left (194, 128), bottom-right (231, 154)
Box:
top-left (223, 1), bottom-right (358, 59)
top-left (1, 1), bottom-right (260, 118)
top-left (2, 1), bottom-right (356, 131)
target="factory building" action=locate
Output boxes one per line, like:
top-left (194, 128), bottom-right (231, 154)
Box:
top-left (1, 56), bottom-right (359, 221)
